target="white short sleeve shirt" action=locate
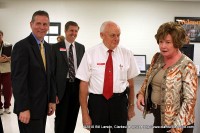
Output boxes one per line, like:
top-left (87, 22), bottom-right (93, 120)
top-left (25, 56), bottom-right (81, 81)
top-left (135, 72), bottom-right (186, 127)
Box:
top-left (76, 43), bottom-right (140, 94)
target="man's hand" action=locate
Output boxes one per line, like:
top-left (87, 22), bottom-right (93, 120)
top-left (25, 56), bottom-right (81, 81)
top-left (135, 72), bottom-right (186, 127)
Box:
top-left (82, 113), bottom-right (92, 131)
top-left (128, 105), bottom-right (135, 121)
top-left (48, 103), bottom-right (56, 116)
top-left (19, 110), bottom-right (30, 124)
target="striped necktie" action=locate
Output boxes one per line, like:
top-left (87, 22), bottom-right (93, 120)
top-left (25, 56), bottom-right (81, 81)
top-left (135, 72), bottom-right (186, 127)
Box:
top-left (68, 44), bottom-right (75, 82)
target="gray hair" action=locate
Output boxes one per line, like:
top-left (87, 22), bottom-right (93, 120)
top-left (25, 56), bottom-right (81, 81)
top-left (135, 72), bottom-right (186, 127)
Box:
top-left (100, 21), bottom-right (118, 33)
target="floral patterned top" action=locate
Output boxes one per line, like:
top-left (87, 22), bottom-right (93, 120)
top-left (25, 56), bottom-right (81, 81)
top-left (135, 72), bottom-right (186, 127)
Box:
top-left (137, 52), bottom-right (198, 132)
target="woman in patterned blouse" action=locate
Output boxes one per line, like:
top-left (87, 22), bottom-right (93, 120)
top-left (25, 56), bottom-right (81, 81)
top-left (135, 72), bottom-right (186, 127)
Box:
top-left (136, 22), bottom-right (198, 133)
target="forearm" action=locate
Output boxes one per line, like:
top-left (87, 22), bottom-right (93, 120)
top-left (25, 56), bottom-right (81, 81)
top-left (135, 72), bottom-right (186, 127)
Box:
top-left (79, 81), bottom-right (89, 116)
top-left (127, 78), bottom-right (136, 120)
top-left (127, 78), bottom-right (134, 106)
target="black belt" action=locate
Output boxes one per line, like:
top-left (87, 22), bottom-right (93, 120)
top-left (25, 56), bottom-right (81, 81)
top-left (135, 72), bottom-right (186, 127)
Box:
top-left (112, 91), bottom-right (127, 97)
top-left (66, 78), bottom-right (78, 83)
top-left (90, 90), bottom-right (127, 98)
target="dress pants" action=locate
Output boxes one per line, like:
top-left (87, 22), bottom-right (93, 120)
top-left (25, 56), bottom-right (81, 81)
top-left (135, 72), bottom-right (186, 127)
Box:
top-left (0, 73), bottom-right (12, 109)
top-left (55, 79), bottom-right (80, 133)
top-left (152, 105), bottom-right (194, 133)
top-left (0, 117), bottom-right (3, 133)
top-left (18, 116), bottom-right (47, 133)
top-left (88, 92), bottom-right (128, 133)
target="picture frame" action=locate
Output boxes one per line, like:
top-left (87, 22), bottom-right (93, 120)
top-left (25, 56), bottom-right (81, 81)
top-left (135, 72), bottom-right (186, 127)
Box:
top-left (175, 17), bottom-right (200, 42)
top-left (134, 55), bottom-right (147, 74)
top-left (45, 22), bottom-right (61, 44)
top-left (46, 22), bottom-right (61, 36)
top-left (44, 36), bottom-right (58, 44)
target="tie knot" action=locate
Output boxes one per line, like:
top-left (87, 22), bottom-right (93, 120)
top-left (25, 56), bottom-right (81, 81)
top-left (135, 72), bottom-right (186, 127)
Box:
top-left (108, 50), bottom-right (112, 53)
top-left (70, 44), bottom-right (73, 48)
top-left (40, 42), bottom-right (44, 47)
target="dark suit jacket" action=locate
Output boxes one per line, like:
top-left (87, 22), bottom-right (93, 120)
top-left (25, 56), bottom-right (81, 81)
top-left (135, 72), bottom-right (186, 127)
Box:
top-left (52, 41), bottom-right (85, 101)
top-left (11, 33), bottom-right (56, 119)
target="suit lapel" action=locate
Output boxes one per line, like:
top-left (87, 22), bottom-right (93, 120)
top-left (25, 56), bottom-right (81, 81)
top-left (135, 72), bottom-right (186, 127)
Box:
top-left (75, 42), bottom-right (80, 66)
top-left (29, 34), bottom-right (46, 72)
top-left (44, 42), bottom-right (50, 73)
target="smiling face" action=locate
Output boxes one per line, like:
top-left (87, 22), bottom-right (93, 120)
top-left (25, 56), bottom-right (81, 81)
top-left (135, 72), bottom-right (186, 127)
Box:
top-left (30, 15), bottom-right (49, 41)
top-left (159, 34), bottom-right (178, 59)
top-left (65, 25), bottom-right (79, 43)
top-left (100, 22), bottom-right (120, 50)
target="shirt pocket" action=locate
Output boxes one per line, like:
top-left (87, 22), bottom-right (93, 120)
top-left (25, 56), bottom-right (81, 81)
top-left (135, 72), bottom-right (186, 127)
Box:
top-left (118, 64), bottom-right (128, 81)
top-left (91, 65), bottom-right (105, 75)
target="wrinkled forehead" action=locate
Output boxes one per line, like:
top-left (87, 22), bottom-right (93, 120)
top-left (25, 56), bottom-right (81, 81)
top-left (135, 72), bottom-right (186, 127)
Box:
top-left (105, 25), bottom-right (121, 34)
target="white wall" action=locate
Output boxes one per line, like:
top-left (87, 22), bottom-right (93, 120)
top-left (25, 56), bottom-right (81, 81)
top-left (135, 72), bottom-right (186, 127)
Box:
top-left (1, 1), bottom-right (200, 133)
top-left (0, 0), bottom-right (200, 66)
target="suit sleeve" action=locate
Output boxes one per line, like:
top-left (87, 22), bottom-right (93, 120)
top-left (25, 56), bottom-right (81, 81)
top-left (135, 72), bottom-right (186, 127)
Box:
top-left (49, 45), bottom-right (56, 103)
top-left (51, 44), bottom-right (58, 96)
top-left (11, 42), bottom-right (30, 114)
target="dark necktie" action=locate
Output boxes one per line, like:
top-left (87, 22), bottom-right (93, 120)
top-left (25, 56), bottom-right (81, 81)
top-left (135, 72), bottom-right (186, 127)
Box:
top-left (68, 44), bottom-right (75, 82)
top-left (103, 50), bottom-right (113, 100)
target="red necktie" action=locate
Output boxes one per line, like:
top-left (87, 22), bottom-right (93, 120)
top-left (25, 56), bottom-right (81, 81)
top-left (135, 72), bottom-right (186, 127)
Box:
top-left (103, 50), bottom-right (113, 100)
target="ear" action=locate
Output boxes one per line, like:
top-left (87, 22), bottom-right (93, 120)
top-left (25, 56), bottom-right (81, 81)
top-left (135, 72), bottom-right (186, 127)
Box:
top-left (30, 21), bottom-right (32, 28)
top-left (100, 32), bottom-right (104, 39)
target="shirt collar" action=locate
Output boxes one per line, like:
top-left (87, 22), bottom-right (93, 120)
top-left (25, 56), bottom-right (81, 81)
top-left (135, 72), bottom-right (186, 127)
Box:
top-left (65, 40), bottom-right (75, 47)
top-left (31, 32), bottom-right (44, 45)
top-left (101, 43), bottom-right (116, 53)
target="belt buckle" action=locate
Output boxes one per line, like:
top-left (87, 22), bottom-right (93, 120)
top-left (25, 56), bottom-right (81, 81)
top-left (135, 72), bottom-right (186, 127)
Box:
top-left (69, 79), bottom-right (74, 82)
top-left (152, 103), bottom-right (158, 109)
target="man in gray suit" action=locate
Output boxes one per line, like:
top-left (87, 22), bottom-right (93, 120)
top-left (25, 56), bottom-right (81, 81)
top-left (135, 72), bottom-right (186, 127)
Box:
top-left (52, 21), bottom-right (85, 133)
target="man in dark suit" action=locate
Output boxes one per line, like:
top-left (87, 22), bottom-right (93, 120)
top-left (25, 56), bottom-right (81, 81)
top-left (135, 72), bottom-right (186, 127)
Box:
top-left (52, 21), bottom-right (85, 133)
top-left (11, 10), bottom-right (56, 133)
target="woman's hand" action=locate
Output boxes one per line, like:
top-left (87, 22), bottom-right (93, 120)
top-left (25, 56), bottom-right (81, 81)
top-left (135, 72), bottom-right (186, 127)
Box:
top-left (136, 94), bottom-right (145, 111)
top-left (0, 56), bottom-right (7, 63)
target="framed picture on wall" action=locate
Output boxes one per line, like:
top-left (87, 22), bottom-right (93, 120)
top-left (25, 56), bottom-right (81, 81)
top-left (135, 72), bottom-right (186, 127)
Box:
top-left (46, 22), bottom-right (61, 36)
top-left (175, 17), bottom-right (200, 42)
top-left (45, 22), bottom-right (61, 44)
top-left (134, 55), bottom-right (147, 74)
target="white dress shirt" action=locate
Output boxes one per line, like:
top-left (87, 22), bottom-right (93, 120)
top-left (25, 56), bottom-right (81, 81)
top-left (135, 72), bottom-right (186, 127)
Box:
top-left (76, 43), bottom-right (140, 94)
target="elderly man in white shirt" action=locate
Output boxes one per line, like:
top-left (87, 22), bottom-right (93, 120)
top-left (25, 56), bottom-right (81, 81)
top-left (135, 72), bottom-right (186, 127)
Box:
top-left (76, 21), bottom-right (140, 133)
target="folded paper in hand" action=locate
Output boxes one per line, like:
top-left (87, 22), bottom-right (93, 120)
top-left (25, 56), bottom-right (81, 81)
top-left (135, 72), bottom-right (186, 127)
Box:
top-left (2, 46), bottom-right (12, 57)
